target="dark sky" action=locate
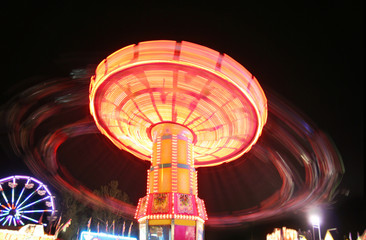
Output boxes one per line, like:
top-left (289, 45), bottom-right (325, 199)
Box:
top-left (1, 1), bottom-right (364, 239)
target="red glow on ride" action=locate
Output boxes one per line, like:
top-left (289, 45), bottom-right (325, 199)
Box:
top-left (89, 40), bottom-right (267, 239)
top-left (90, 40), bottom-right (267, 167)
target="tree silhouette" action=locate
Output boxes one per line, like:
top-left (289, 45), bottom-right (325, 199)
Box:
top-left (57, 180), bottom-right (132, 239)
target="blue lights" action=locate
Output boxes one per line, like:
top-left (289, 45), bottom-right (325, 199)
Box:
top-left (80, 231), bottom-right (137, 240)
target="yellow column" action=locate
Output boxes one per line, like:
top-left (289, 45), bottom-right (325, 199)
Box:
top-left (149, 123), bottom-right (196, 195)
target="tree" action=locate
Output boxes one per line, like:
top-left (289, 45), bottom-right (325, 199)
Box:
top-left (57, 190), bottom-right (90, 240)
top-left (91, 180), bottom-right (131, 234)
top-left (57, 180), bottom-right (131, 239)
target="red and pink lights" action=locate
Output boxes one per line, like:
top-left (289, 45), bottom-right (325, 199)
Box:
top-left (89, 40), bottom-right (267, 239)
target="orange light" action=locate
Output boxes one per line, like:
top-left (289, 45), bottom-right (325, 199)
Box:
top-left (90, 40), bottom-right (267, 167)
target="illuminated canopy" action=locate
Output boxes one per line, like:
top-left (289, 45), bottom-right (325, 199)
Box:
top-left (89, 40), bottom-right (267, 167)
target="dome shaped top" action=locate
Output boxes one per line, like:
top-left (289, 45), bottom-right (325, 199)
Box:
top-left (89, 40), bottom-right (267, 167)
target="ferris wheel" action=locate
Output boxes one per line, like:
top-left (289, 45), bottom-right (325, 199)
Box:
top-left (0, 175), bottom-right (56, 227)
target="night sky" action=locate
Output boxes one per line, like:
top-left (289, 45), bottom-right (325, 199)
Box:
top-left (1, 1), bottom-right (364, 239)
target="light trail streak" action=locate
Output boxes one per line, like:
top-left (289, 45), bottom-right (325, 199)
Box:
top-left (3, 68), bottom-right (344, 228)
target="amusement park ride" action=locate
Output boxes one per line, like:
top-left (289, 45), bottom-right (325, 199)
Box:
top-left (1, 39), bottom-right (345, 240)
top-left (89, 40), bottom-right (267, 239)
top-left (0, 175), bottom-right (56, 239)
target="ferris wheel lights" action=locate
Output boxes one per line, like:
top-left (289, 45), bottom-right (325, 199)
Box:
top-left (0, 175), bottom-right (56, 227)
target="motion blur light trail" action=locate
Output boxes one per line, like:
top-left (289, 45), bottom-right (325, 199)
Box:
top-left (2, 69), bottom-right (344, 227)
top-left (3, 77), bottom-right (137, 219)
